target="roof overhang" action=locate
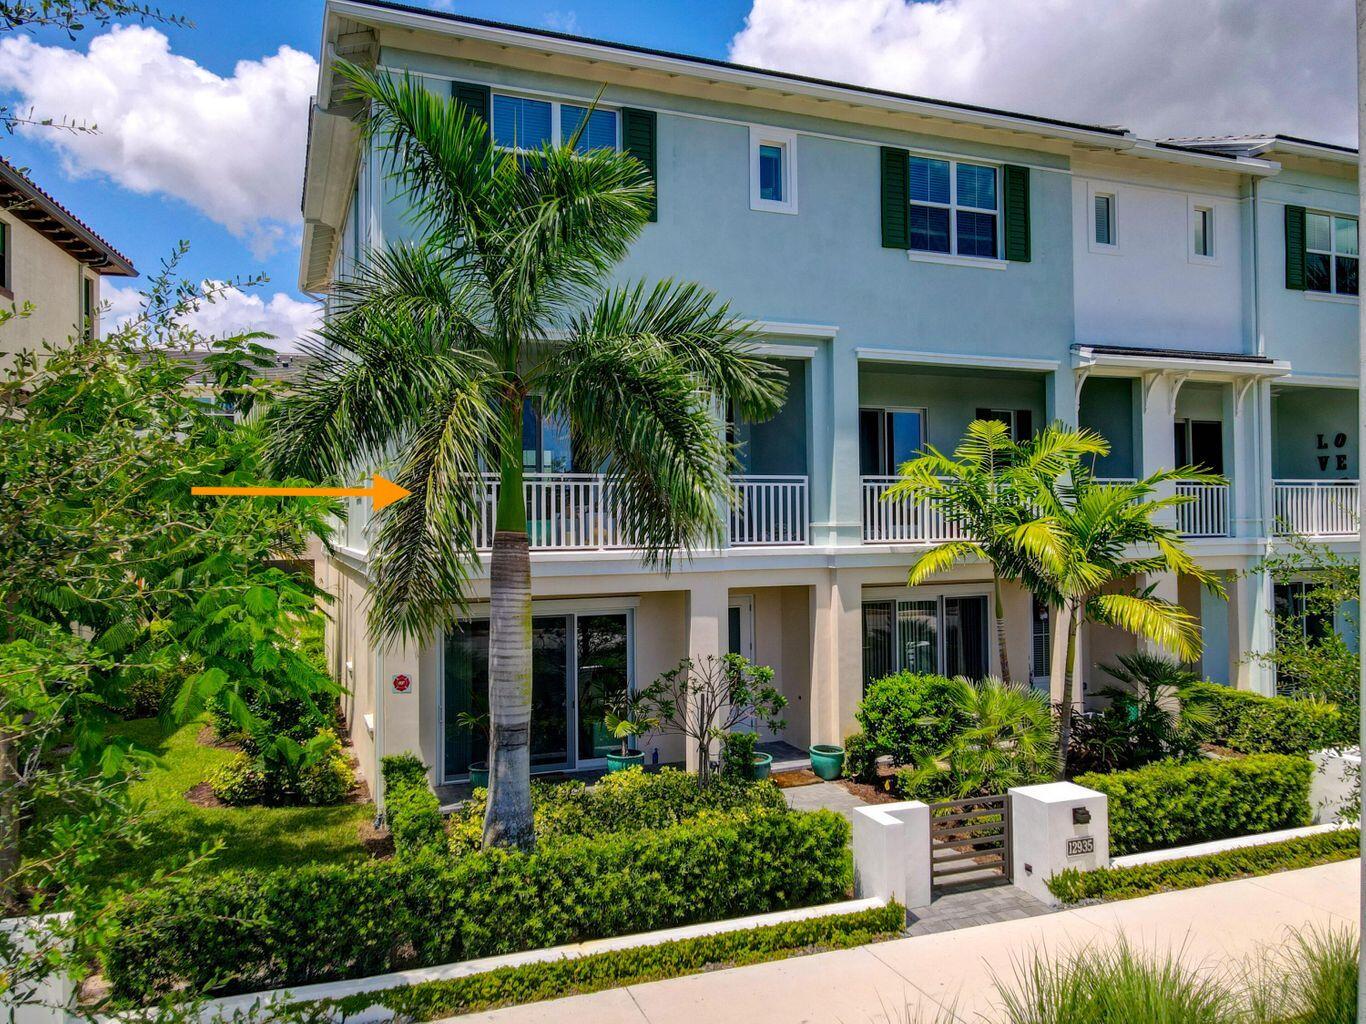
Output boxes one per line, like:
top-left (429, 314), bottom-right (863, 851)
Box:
top-left (1073, 344), bottom-right (1290, 379)
top-left (0, 160), bottom-right (136, 276)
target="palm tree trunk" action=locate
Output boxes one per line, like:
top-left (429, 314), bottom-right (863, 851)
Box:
top-left (1056, 599), bottom-right (1080, 777)
top-left (483, 403), bottom-right (534, 849)
top-left (993, 575), bottom-right (1011, 684)
top-left (0, 730), bottom-right (19, 913)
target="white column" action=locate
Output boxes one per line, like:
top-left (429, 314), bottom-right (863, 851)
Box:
top-left (806, 345), bottom-right (837, 548)
top-left (1046, 367), bottom-right (1078, 428)
top-left (686, 575), bottom-right (729, 770)
top-left (1138, 372), bottom-right (1178, 527)
top-left (852, 801), bottom-right (932, 909)
top-left (1227, 567), bottom-right (1276, 694)
top-left (1009, 782), bottom-right (1109, 908)
top-left (828, 347), bottom-right (863, 547)
top-left (377, 634), bottom-right (423, 804)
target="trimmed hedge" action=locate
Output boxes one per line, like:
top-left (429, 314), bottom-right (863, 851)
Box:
top-left (854, 673), bottom-right (964, 771)
top-left (325, 902), bottom-right (906, 1022)
top-left (103, 806), bottom-right (851, 1001)
top-left (446, 767), bottom-right (786, 854)
top-left (1076, 754), bottom-right (1313, 856)
top-left (381, 754), bottom-right (445, 858)
top-left (1048, 828), bottom-right (1359, 904)
top-left (1189, 682), bottom-right (1344, 755)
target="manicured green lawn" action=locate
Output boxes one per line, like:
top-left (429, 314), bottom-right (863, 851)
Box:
top-left (90, 717), bottom-right (375, 890)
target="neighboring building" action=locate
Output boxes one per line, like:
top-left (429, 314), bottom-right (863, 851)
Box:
top-left (300, 0), bottom-right (1361, 796)
top-left (0, 156), bottom-right (137, 370)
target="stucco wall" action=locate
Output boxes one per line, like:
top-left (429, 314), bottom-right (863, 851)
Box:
top-left (0, 212), bottom-right (98, 370)
top-left (1272, 385), bottom-right (1358, 479)
top-left (1078, 376), bottom-right (1138, 478)
top-left (857, 365), bottom-right (1047, 452)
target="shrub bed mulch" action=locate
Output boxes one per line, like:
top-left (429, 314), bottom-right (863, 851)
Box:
top-left (770, 769), bottom-right (822, 788)
top-left (317, 902), bottom-right (906, 1023)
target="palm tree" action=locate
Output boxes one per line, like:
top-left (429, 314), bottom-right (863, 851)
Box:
top-left (266, 64), bottom-right (785, 849)
top-left (1019, 463), bottom-right (1225, 765)
top-left (884, 420), bottom-right (1107, 683)
top-left (899, 676), bottom-right (1058, 799)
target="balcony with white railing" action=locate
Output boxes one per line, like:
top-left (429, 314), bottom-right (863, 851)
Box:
top-left (473, 473), bottom-right (810, 551)
top-left (1273, 480), bottom-right (1360, 538)
top-left (1176, 481), bottom-right (1230, 538)
top-left (860, 476), bottom-right (967, 545)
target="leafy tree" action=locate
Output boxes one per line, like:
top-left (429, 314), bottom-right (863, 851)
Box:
top-left (266, 64), bottom-right (784, 848)
top-left (636, 655), bottom-right (786, 789)
top-left (1018, 460), bottom-right (1223, 766)
top-left (0, 252), bottom-right (338, 1014)
top-left (884, 420), bottom-right (1107, 683)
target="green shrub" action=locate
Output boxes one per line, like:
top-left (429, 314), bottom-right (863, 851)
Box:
top-left (841, 730), bottom-right (877, 780)
top-left (719, 731), bottom-right (757, 781)
top-left (855, 673), bottom-right (965, 772)
top-left (207, 728), bottom-right (354, 808)
top-left (1189, 681), bottom-right (1344, 755)
top-left (1076, 754), bottom-right (1313, 856)
top-left (103, 806), bottom-right (851, 1001)
top-left (381, 754), bottom-right (445, 858)
top-left (1048, 828), bottom-right (1359, 904)
top-left (446, 767), bottom-right (785, 855)
top-left (325, 902), bottom-right (905, 1022)
top-left (207, 753), bottom-right (267, 806)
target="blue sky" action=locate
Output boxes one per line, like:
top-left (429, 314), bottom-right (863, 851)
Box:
top-left (0, 0), bottom-right (1353, 348)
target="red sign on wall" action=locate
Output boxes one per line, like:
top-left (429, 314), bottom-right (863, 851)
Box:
top-left (391, 673), bottom-right (412, 694)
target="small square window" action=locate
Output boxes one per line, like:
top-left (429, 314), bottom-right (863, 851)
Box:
top-left (907, 156), bottom-right (998, 259)
top-left (1193, 206), bottom-right (1213, 258)
top-left (749, 126), bottom-right (797, 214)
top-left (491, 95), bottom-right (552, 150)
top-left (560, 104), bottom-right (617, 153)
top-left (1094, 193), bottom-right (1116, 246)
top-left (1305, 210), bottom-right (1359, 296)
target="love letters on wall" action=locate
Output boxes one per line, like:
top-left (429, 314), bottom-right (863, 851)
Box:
top-left (1314, 432), bottom-right (1350, 473)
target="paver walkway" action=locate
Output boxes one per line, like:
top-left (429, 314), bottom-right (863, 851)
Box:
top-left (906, 879), bottom-right (1053, 935)
top-left (779, 780), bottom-right (870, 820)
top-left (445, 859), bottom-right (1361, 1024)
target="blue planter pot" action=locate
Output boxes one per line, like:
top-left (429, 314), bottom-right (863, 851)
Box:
top-left (748, 751), bottom-right (774, 781)
top-left (606, 749), bottom-right (646, 772)
top-left (809, 744), bottom-right (845, 781)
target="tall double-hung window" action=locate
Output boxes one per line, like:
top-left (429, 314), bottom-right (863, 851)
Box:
top-left (908, 156), bottom-right (999, 259)
top-left (1306, 212), bottom-right (1359, 297)
top-left (491, 94), bottom-right (619, 153)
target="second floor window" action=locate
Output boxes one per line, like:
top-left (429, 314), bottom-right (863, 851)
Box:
top-left (1306, 212), bottom-right (1358, 297)
top-left (909, 156), bottom-right (999, 259)
top-left (492, 94), bottom-right (618, 153)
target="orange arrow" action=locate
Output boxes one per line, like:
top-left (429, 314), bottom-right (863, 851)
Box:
top-left (192, 473), bottom-right (412, 511)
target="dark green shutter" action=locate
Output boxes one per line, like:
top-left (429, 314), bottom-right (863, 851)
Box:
top-left (880, 147), bottom-right (910, 249)
top-left (1003, 165), bottom-right (1031, 262)
top-left (622, 108), bottom-right (658, 222)
top-left (451, 81), bottom-right (490, 151)
top-left (1285, 204), bottom-right (1306, 290)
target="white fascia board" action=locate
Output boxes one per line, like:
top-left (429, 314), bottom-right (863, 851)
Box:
top-left (1279, 372), bottom-right (1359, 389)
top-left (854, 347), bottom-right (1061, 372)
top-left (327, 0), bottom-right (1136, 149)
top-left (753, 320), bottom-right (839, 339)
top-left (1126, 140), bottom-right (1278, 177)
top-left (1073, 346), bottom-right (1291, 378)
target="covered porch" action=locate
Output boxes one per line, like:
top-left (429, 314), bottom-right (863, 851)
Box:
top-left (1271, 382), bottom-right (1360, 538)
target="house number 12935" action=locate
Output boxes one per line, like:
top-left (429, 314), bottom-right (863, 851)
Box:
top-left (1066, 836), bottom-right (1094, 857)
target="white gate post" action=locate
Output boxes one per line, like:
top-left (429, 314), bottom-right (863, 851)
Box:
top-left (1008, 783), bottom-right (1109, 907)
top-left (852, 801), bottom-right (931, 909)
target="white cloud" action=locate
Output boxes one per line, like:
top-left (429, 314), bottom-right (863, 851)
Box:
top-left (729, 0), bottom-right (1356, 146)
top-left (0, 26), bottom-right (318, 257)
top-left (103, 280), bottom-right (321, 352)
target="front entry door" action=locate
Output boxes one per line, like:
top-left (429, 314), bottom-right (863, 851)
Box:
top-left (574, 612), bottom-right (631, 764)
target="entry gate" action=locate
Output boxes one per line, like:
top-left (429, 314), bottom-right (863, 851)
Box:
top-left (928, 793), bottom-right (1012, 889)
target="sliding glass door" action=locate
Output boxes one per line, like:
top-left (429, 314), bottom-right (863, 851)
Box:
top-left (860, 593), bottom-right (990, 687)
top-left (443, 611), bottom-right (632, 781)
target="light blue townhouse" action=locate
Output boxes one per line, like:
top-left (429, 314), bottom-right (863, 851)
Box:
top-left (299, 0), bottom-right (1360, 794)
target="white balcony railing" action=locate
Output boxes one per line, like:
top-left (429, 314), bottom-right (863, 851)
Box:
top-left (861, 476), bottom-right (967, 544)
top-left (473, 473), bottom-right (809, 551)
top-left (1176, 481), bottom-right (1230, 538)
top-left (729, 475), bottom-right (809, 546)
top-left (1274, 480), bottom-right (1360, 538)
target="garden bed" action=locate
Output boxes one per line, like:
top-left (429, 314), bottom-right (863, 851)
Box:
top-left (84, 717), bottom-right (378, 891)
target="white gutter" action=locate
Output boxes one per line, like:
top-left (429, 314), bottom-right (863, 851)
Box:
top-left (1072, 346), bottom-right (1290, 378)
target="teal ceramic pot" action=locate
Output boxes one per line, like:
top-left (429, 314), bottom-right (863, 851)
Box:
top-left (605, 749), bottom-right (646, 772)
top-left (748, 751), bottom-right (774, 781)
top-left (808, 744), bottom-right (846, 781)
top-left (468, 761), bottom-right (489, 788)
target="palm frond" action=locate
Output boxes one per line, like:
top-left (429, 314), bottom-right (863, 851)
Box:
top-left (1087, 592), bottom-right (1203, 662)
top-left (906, 541), bottom-right (987, 586)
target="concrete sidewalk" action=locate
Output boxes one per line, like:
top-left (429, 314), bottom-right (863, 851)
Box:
top-left (445, 860), bottom-right (1360, 1024)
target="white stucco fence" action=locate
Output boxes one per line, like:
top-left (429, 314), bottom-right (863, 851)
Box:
top-left (1310, 747), bottom-right (1361, 824)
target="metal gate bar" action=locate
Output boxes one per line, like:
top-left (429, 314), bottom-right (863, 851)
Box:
top-left (928, 793), bottom-right (1012, 889)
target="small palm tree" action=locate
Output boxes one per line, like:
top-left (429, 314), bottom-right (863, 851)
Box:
top-left (900, 676), bottom-right (1058, 799)
top-left (1019, 463), bottom-right (1225, 766)
top-left (884, 421), bottom-right (1107, 683)
top-left (267, 64), bottom-right (784, 848)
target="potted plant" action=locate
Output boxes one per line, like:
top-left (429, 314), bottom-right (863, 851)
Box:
top-left (603, 693), bottom-right (658, 772)
top-left (454, 709), bottom-right (491, 788)
top-left (809, 743), bottom-right (846, 780)
top-left (721, 730), bottom-right (772, 781)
